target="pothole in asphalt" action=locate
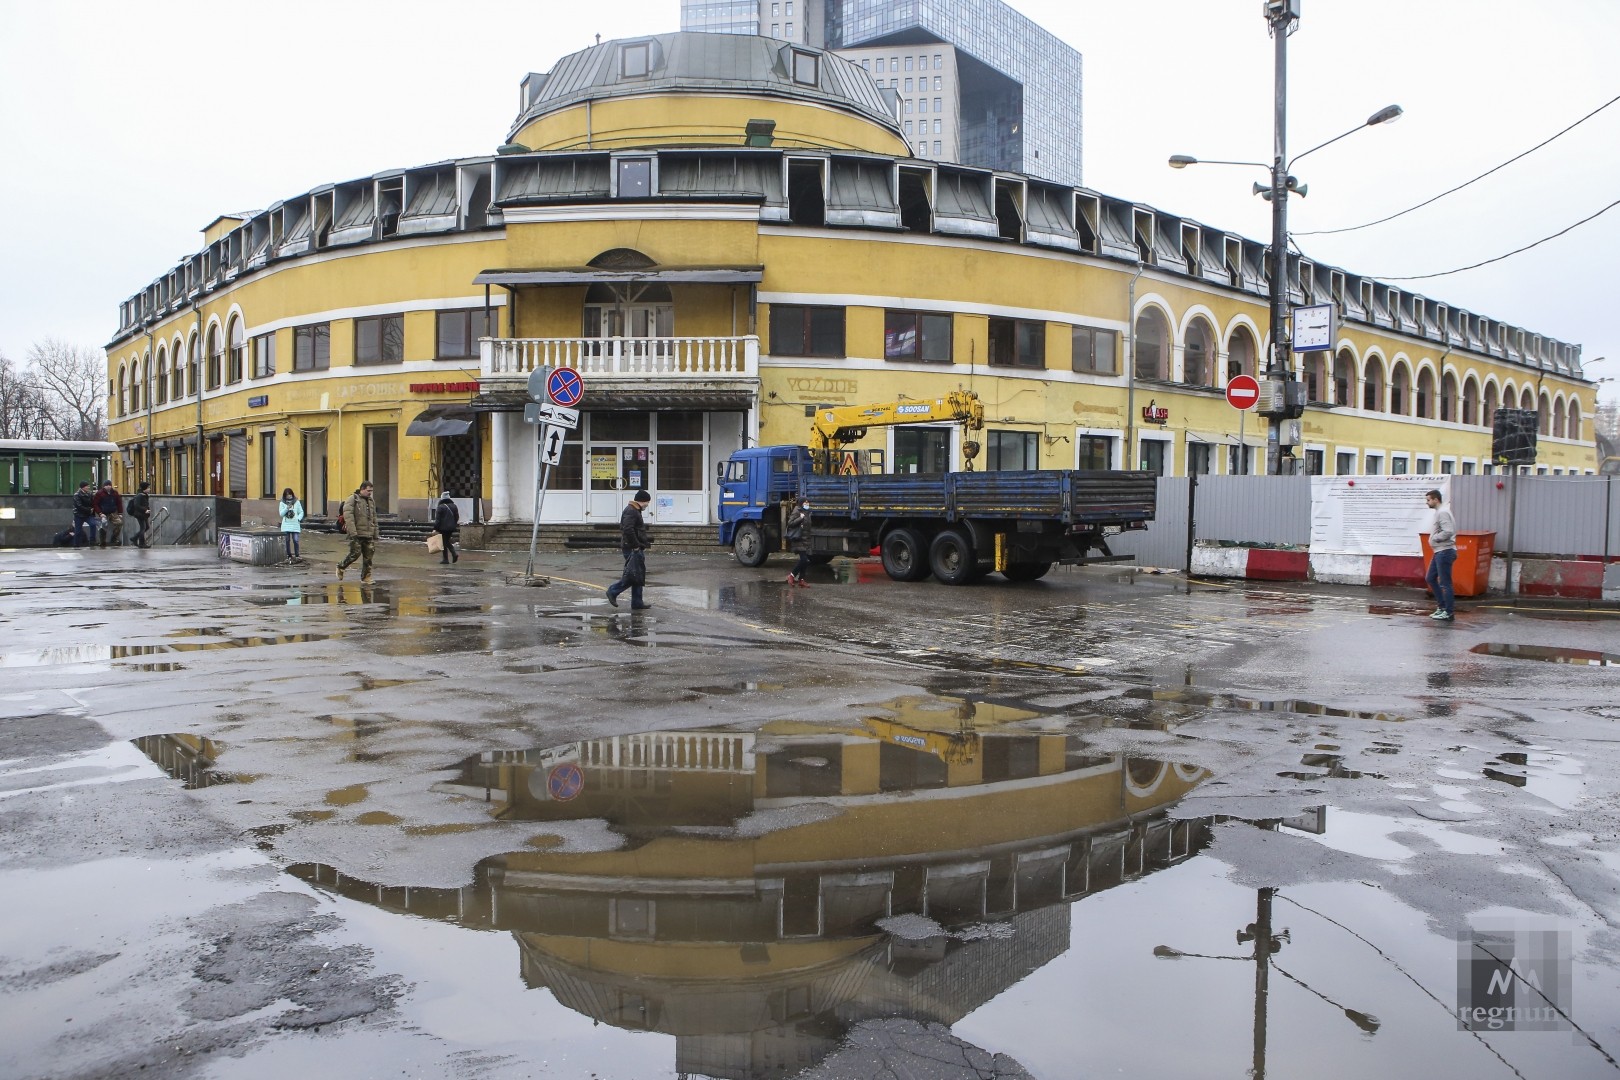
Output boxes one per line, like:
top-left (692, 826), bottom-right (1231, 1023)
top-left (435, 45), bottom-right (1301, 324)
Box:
top-left (1469, 642), bottom-right (1618, 666)
top-left (0, 635), bottom-right (327, 666)
top-left (1480, 750), bottom-right (1585, 807)
top-left (1277, 752), bottom-right (1387, 782)
top-left (239, 586), bottom-right (493, 615)
top-left (131, 734), bottom-right (248, 789)
top-left (1125, 687), bottom-right (1407, 722)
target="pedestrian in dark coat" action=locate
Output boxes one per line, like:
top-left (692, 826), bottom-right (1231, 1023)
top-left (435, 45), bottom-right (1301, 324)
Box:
top-left (433, 492), bottom-right (460, 564)
top-left (72, 481), bottom-right (97, 547)
top-left (604, 489), bottom-right (653, 610)
top-left (127, 481), bottom-right (152, 548)
top-left (786, 496), bottom-right (812, 587)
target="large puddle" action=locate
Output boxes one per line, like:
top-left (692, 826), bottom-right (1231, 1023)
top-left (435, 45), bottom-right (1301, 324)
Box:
top-left (129, 705), bottom-right (1616, 1079)
top-left (1470, 642), bottom-right (1619, 667)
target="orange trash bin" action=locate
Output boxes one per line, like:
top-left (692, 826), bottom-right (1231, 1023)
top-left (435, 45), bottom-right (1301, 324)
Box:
top-left (1420, 531), bottom-right (1495, 597)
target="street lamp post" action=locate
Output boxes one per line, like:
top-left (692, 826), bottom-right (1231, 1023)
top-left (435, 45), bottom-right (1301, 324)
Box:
top-left (1170, 0), bottom-right (1401, 474)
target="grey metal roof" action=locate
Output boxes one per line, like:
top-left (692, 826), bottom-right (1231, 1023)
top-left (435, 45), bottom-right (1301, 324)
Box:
top-left (510, 32), bottom-right (900, 142)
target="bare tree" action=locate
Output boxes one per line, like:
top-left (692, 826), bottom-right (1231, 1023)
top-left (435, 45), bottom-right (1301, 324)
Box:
top-left (0, 352), bottom-right (51, 439)
top-left (25, 339), bottom-right (108, 441)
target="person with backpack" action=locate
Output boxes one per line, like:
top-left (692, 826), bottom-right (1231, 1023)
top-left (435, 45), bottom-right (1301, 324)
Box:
top-left (335, 481), bottom-right (379, 583)
top-left (433, 491), bottom-right (460, 565)
top-left (72, 481), bottom-right (98, 547)
top-left (278, 487), bottom-right (305, 561)
top-left (126, 481), bottom-right (152, 548)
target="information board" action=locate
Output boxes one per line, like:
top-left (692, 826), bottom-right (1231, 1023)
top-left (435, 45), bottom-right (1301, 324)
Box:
top-left (1309, 475), bottom-right (1451, 556)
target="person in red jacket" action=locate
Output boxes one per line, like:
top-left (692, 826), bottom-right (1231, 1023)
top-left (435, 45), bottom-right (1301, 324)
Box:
top-left (93, 481), bottom-right (124, 547)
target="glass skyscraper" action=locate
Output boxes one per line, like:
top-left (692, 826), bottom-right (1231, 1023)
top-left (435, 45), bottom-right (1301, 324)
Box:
top-left (679, 0), bottom-right (1083, 186)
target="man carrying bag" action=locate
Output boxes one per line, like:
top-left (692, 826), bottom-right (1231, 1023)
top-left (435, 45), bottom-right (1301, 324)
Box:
top-left (604, 489), bottom-right (653, 610)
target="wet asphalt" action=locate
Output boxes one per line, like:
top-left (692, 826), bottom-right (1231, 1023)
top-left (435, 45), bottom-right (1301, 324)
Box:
top-left (1, 533), bottom-right (1618, 1080)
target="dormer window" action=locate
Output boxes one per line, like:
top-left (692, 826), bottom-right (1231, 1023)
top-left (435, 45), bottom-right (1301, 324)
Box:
top-left (616, 157), bottom-right (652, 198)
top-left (791, 48), bottom-right (818, 86)
top-left (621, 42), bottom-right (650, 79)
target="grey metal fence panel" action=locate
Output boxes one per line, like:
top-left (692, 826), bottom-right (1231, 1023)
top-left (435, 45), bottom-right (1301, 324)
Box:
top-left (1109, 476), bottom-right (1189, 569)
top-left (1101, 473), bottom-right (1617, 569)
top-left (1452, 475), bottom-right (1613, 557)
top-left (1193, 474), bottom-right (1311, 545)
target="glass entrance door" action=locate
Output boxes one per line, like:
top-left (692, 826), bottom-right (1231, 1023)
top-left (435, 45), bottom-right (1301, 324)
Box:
top-left (588, 443), bottom-right (652, 522)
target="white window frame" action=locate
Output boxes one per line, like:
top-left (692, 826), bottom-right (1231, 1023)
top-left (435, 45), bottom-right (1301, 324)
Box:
top-left (1303, 442), bottom-right (1327, 475)
top-left (1074, 426), bottom-right (1124, 470)
top-left (1136, 431), bottom-right (1175, 477)
top-left (611, 154), bottom-right (657, 198)
top-left (1333, 448), bottom-right (1359, 476)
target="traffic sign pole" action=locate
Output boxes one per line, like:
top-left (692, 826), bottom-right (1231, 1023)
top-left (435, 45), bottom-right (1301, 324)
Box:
top-left (1225, 375), bottom-right (1261, 476)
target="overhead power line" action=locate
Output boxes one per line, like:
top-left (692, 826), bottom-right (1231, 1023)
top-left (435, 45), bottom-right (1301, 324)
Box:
top-left (1354, 195), bottom-right (1620, 282)
top-left (1294, 91), bottom-right (1620, 237)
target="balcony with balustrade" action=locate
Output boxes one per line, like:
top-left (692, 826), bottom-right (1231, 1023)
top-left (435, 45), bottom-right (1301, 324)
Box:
top-left (477, 335), bottom-right (760, 411)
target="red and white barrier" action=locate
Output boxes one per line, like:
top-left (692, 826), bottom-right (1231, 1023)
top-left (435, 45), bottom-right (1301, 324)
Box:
top-left (1190, 544), bottom-right (1620, 602)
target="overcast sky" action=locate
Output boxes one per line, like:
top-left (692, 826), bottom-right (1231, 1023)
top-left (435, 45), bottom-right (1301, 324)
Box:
top-left (2, 0), bottom-right (1615, 402)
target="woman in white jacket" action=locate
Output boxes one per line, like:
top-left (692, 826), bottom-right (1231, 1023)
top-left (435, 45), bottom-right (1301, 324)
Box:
top-left (279, 488), bottom-right (305, 562)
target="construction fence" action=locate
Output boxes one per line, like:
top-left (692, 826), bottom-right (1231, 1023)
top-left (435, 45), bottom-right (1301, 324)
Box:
top-left (1110, 474), bottom-right (1620, 571)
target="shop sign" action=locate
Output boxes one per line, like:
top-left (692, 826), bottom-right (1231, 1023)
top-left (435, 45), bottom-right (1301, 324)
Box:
top-left (1141, 400), bottom-right (1169, 425)
top-left (409, 381), bottom-right (480, 393)
top-left (247, 395), bottom-right (269, 408)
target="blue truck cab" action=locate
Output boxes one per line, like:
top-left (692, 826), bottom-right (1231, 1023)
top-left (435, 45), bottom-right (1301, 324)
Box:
top-left (716, 445), bottom-right (813, 566)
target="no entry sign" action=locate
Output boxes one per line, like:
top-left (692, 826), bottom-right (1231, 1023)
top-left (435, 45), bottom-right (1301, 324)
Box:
top-left (1226, 374), bottom-right (1260, 411)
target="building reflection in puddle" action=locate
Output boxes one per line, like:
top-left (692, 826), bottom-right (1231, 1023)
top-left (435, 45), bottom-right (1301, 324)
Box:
top-left (132, 733), bottom-right (246, 789)
top-left (286, 702), bottom-right (1239, 1079)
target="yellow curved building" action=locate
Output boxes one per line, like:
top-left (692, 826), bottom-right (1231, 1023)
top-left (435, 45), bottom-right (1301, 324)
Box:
top-left (105, 31), bottom-right (1599, 526)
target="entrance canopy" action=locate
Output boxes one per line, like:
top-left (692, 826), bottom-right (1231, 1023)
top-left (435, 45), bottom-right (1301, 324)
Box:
top-left (407, 404), bottom-right (476, 437)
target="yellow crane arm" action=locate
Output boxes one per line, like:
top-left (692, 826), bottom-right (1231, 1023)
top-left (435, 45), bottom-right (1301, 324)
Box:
top-left (809, 391), bottom-right (984, 453)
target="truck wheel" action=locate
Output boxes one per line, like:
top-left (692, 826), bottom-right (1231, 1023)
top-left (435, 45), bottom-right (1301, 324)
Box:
top-left (733, 522), bottom-right (769, 567)
top-left (1001, 562), bottom-right (1052, 582)
top-left (881, 528), bottom-right (930, 581)
top-left (929, 528), bottom-right (977, 585)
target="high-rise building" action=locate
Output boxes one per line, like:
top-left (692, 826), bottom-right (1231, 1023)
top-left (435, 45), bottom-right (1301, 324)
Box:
top-left (680, 0), bottom-right (1083, 186)
top-left (679, 0), bottom-right (823, 46)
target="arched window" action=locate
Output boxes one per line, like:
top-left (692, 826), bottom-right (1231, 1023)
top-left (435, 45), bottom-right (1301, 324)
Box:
top-left (1133, 308), bottom-right (1170, 382)
top-left (130, 358), bottom-right (142, 413)
top-left (1483, 382), bottom-right (1499, 428)
top-left (1537, 390), bottom-right (1551, 434)
top-left (155, 347), bottom-right (169, 405)
top-left (1389, 363), bottom-right (1410, 415)
top-left (1303, 352), bottom-right (1327, 402)
top-left (1440, 371), bottom-right (1458, 423)
top-left (1227, 326), bottom-right (1258, 382)
top-left (1461, 376), bottom-right (1479, 426)
top-left (1415, 367), bottom-right (1434, 419)
top-left (1552, 397), bottom-right (1566, 438)
top-left (1519, 387), bottom-right (1534, 412)
top-left (187, 333), bottom-right (200, 396)
top-left (117, 363), bottom-right (127, 417)
top-left (1363, 355), bottom-right (1385, 412)
top-left (1569, 400), bottom-right (1582, 440)
top-left (172, 340), bottom-right (185, 399)
top-left (1182, 317), bottom-right (1216, 386)
top-left (1333, 348), bottom-right (1354, 406)
top-left (227, 316), bottom-right (245, 383)
top-left (206, 325), bottom-right (223, 390)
